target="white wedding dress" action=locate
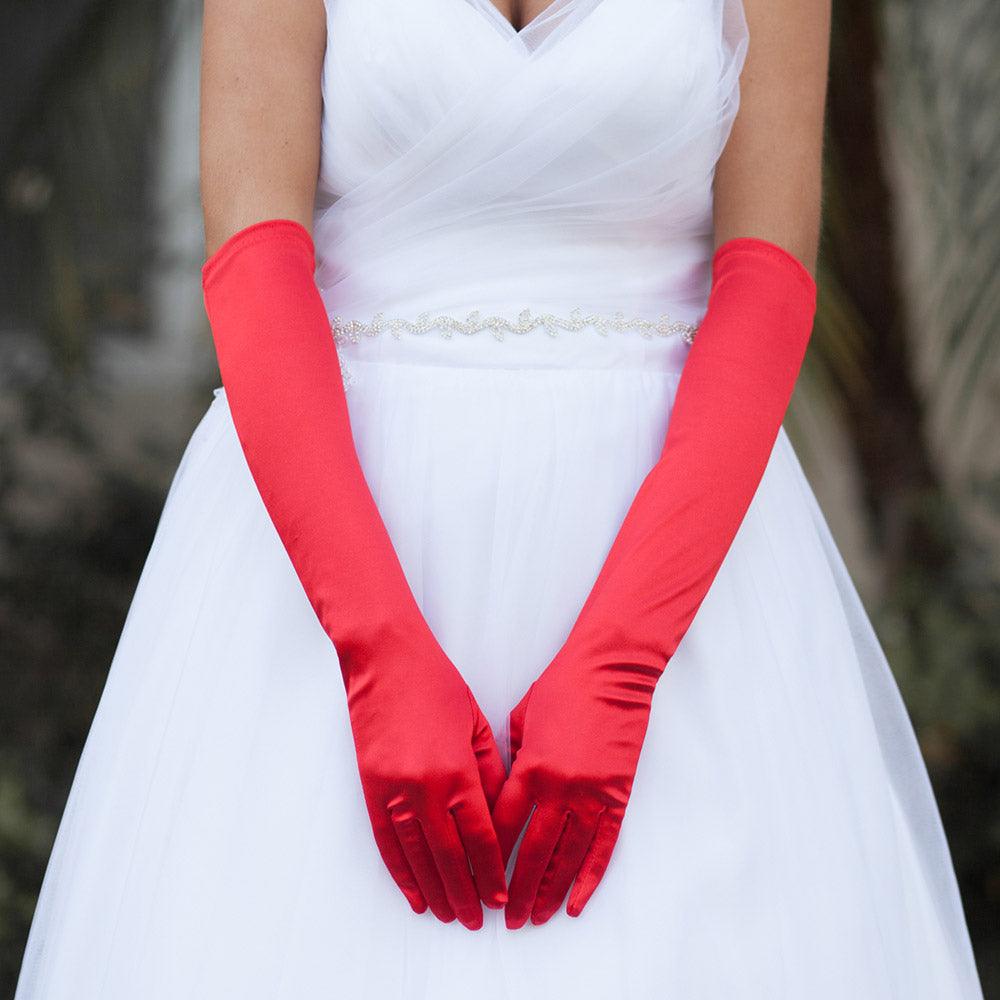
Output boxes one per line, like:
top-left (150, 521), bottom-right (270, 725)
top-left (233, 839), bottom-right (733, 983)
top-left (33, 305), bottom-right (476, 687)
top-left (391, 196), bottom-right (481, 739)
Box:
top-left (15, 0), bottom-right (986, 997)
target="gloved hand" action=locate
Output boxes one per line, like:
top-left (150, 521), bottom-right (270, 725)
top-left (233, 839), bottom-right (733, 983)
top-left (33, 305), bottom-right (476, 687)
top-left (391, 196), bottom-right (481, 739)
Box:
top-left (341, 610), bottom-right (509, 931)
top-left (201, 218), bottom-right (507, 929)
top-left (493, 236), bottom-right (817, 928)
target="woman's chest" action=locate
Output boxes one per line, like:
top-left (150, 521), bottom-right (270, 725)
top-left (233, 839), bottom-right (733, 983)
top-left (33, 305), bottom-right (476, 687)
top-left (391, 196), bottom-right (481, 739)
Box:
top-left (317, 0), bottom-right (743, 200)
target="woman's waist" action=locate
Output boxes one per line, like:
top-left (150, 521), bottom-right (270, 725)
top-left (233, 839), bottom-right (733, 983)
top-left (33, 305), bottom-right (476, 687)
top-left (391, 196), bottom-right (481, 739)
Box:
top-left (324, 292), bottom-right (702, 375)
top-left (315, 229), bottom-right (712, 374)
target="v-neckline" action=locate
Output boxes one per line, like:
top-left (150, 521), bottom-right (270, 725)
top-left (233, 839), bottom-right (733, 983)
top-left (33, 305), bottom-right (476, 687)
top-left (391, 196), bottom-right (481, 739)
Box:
top-left (481, 0), bottom-right (557, 34)
top-left (464, 0), bottom-right (588, 45)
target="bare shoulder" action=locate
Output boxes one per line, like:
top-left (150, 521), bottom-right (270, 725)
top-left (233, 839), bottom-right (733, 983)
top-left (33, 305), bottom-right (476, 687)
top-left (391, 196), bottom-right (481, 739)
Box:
top-left (200, 0), bottom-right (328, 255)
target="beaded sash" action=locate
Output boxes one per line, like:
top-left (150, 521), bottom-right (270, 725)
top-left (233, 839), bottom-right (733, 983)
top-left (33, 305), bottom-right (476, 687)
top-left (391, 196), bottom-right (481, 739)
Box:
top-left (331, 307), bottom-right (699, 389)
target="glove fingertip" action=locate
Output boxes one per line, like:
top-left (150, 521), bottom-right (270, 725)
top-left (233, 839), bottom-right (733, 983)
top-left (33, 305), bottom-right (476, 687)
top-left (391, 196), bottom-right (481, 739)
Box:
top-left (397, 879), bottom-right (428, 915)
top-left (566, 877), bottom-right (595, 918)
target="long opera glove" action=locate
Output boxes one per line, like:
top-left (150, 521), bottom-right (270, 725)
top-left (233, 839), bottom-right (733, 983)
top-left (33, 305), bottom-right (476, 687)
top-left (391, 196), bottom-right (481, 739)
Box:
top-left (201, 219), bottom-right (507, 930)
top-left (492, 237), bottom-right (817, 928)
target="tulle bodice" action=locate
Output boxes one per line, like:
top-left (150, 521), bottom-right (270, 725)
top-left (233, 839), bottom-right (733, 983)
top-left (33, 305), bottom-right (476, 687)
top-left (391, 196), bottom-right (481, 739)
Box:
top-left (313, 0), bottom-right (748, 367)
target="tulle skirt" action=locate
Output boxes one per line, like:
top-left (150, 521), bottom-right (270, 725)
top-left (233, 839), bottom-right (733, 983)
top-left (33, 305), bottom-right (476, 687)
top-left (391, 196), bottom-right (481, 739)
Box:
top-left (15, 334), bottom-right (984, 998)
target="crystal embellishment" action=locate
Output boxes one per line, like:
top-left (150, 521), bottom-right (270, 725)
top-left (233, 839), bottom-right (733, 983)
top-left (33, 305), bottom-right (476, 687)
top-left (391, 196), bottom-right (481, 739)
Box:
top-left (330, 307), bottom-right (698, 346)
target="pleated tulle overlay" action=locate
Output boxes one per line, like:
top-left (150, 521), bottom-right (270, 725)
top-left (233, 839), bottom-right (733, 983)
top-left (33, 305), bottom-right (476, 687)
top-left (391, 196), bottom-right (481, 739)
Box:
top-left (16, 1), bottom-right (984, 998)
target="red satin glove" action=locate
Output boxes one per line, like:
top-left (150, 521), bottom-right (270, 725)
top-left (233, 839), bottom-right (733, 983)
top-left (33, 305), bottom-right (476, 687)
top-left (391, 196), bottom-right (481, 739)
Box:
top-left (493, 236), bottom-right (817, 928)
top-left (201, 219), bottom-right (507, 929)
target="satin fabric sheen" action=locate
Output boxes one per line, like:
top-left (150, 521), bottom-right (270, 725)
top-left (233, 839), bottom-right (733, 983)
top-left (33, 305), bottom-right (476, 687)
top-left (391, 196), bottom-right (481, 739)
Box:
top-left (201, 220), bottom-right (508, 930)
top-left (494, 239), bottom-right (818, 928)
top-left (15, 0), bottom-right (985, 997)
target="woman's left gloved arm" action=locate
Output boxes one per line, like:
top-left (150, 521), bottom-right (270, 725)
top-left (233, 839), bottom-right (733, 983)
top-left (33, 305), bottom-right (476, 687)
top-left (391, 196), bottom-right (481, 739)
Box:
top-left (491, 236), bottom-right (817, 928)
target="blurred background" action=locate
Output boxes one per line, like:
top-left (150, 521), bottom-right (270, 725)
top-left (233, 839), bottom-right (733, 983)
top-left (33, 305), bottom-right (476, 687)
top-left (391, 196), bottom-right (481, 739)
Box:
top-left (0, 0), bottom-right (998, 996)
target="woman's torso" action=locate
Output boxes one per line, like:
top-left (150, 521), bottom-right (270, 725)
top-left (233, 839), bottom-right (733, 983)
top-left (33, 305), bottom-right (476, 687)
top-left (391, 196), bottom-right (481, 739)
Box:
top-left (312, 0), bottom-right (748, 372)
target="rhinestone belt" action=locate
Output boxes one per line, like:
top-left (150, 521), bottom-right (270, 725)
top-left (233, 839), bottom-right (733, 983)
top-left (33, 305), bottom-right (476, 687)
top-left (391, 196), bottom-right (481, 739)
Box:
top-left (330, 307), bottom-right (699, 389)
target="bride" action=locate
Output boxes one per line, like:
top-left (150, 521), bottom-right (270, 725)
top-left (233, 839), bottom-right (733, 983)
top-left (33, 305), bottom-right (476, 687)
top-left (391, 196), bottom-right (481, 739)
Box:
top-left (15, 0), bottom-right (986, 997)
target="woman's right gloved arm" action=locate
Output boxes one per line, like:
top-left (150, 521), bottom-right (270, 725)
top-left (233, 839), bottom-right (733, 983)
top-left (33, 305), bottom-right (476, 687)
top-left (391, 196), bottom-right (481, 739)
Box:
top-left (201, 218), bottom-right (507, 930)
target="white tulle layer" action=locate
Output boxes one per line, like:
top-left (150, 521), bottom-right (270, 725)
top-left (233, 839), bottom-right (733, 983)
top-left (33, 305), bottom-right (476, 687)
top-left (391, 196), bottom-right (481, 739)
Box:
top-left (16, 342), bottom-right (983, 999)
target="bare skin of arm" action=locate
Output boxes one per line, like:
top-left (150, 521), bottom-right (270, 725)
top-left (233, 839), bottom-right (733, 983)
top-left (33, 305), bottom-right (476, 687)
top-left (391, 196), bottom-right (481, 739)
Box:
top-left (713, 0), bottom-right (831, 276)
top-left (200, 0), bottom-right (326, 257)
